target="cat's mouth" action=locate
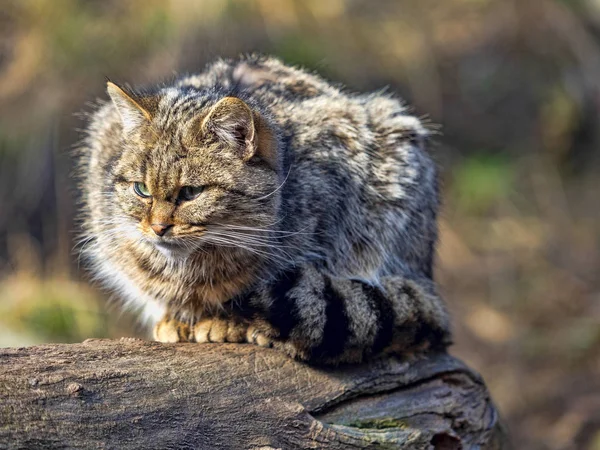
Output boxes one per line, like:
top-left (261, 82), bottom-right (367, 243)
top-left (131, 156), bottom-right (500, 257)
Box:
top-left (151, 239), bottom-right (194, 258)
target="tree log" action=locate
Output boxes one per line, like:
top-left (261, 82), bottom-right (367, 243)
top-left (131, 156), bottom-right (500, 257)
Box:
top-left (0, 339), bottom-right (507, 449)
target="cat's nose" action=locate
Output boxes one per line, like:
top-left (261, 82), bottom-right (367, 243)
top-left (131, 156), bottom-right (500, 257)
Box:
top-left (151, 223), bottom-right (172, 237)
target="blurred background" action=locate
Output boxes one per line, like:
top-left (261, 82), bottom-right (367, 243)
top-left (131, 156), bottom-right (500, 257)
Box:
top-left (0, 0), bottom-right (598, 448)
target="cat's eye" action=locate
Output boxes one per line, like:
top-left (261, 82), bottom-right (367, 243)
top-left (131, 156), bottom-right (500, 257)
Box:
top-left (178, 186), bottom-right (204, 202)
top-left (133, 182), bottom-right (151, 198)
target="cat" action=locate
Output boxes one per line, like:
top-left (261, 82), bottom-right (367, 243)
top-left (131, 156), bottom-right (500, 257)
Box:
top-left (77, 55), bottom-right (451, 364)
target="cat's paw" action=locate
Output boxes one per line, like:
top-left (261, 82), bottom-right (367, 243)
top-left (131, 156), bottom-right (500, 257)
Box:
top-left (246, 324), bottom-right (274, 348)
top-left (153, 317), bottom-right (191, 343)
top-left (192, 317), bottom-right (248, 343)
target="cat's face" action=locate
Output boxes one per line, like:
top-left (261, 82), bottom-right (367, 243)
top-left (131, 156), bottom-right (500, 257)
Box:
top-left (106, 83), bottom-right (281, 258)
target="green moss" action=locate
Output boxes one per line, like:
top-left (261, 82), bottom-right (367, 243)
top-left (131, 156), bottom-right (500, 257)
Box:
top-left (345, 418), bottom-right (409, 430)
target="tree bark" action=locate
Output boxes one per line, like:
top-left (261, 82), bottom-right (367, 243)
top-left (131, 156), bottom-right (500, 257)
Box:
top-left (0, 339), bottom-right (507, 449)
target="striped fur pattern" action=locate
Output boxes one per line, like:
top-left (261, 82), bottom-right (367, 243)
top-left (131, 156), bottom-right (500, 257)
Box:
top-left (77, 55), bottom-right (451, 364)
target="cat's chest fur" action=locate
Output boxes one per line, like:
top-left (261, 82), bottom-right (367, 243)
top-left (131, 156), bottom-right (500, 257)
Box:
top-left (102, 240), bottom-right (261, 319)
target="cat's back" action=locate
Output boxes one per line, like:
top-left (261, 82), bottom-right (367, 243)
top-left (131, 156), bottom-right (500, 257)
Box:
top-left (178, 55), bottom-right (337, 101)
top-left (180, 56), bottom-right (430, 167)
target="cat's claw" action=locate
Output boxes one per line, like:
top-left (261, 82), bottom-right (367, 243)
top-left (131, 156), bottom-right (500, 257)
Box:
top-left (246, 324), bottom-right (274, 348)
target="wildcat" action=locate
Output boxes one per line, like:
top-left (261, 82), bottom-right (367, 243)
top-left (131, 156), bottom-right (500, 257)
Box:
top-left (77, 55), bottom-right (451, 364)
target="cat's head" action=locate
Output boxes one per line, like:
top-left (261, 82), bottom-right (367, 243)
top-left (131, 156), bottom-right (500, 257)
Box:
top-left (103, 81), bottom-right (282, 258)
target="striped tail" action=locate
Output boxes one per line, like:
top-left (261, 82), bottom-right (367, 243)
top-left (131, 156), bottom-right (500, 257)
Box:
top-left (236, 264), bottom-right (451, 364)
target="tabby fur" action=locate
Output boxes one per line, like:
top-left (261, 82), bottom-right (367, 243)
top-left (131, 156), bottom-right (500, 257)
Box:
top-left (77, 55), bottom-right (451, 364)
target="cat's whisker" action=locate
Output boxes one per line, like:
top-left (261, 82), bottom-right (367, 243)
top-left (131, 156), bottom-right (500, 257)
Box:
top-left (201, 236), bottom-right (267, 258)
top-left (210, 228), bottom-right (309, 254)
top-left (201, 234), bottom-right (291, 265)
top-left (204, 230), bottom-right (300, 256)
top-left (251, 164), bottom-right (292, 202)
top-left (74, 236), bottom-right (97, 270)
top-left (213, 215), bottom-right (289, 231)
top-left (171, 237), bottom-right (207, 256)
top-left (207, 229), bottom-right (286, 245)
top-left (213, 223), bottom-right (314, 237)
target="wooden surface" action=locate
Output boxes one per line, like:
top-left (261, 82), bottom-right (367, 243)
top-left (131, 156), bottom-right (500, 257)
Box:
top-left (0, 339), bottom-right (507, 449)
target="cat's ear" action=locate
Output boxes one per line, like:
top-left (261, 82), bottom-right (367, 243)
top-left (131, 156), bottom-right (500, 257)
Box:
top-left (106, 81), bottom-right (154, 134)
top-left (201, 97), bottom-right (258, 161)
